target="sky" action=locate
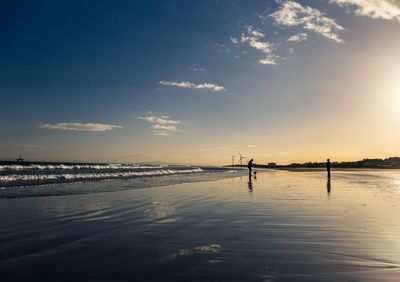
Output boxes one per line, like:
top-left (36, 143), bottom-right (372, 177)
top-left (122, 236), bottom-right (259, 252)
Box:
top-left (1, 0), bottom-right (400, 165)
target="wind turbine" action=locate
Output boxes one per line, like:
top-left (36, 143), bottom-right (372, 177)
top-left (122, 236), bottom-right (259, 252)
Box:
top-left (239, 153), bottom-right (246, 165)
top-left (231, 154), bottom-right (236, 166)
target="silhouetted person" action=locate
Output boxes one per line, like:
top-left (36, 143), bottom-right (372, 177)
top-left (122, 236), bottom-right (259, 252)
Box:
top-left (248, 159), bottom-right (254, 176)
top-left (327, 178), bottom-right (331, 195)
top-left (326, 159), bottom-right (331, 178)
top-left (254, 170), bottom-right (257, 180)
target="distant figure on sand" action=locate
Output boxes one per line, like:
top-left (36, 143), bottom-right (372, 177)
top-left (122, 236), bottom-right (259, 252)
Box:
top-left (248, 159), bottom-right (254, 176)
top-left (326, 159), bottom-right (331, 178)
top-left (254, 170), bottom-right (257, 179)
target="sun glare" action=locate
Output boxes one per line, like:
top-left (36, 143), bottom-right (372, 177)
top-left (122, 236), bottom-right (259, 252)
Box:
top-left (394, 80), bottom-right (400, 96)
top-left (387, 74), bottom-right (400, 107)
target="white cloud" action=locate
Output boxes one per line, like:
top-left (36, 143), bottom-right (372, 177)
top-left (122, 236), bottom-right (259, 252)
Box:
top-left (331, 0), bottom-right (400, 21)
top-left (287, 32), bottom-right (308, 42)
top-left (232, 26), bottom-right (279, 65)
top-left (230, 37), bottom-right (239, 44)
top-left (188, 64), bottom-right (207, 72)
top-left (159, 81), bottom-right (226, 92)
top-left (247, 144), bottom-right (257, 148)
top-left (152, 131), bottom-right (170, 136)
top-left (153, 124), bottom-right (178, 131)
top-left (39, 123), bottom-right (122, 132)
top-left (259, 57), bottom-right (279, 65)
top-left (249, 29), bottom-right (265, 37)
top-left (139, 115), bottom-right (181, 125)
top-left (139, 115), bottom-right (183, 136)
top-left (270, 1), bottom-right (344, 43)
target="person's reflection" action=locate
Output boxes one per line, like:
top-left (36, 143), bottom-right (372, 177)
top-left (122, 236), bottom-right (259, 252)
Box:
top-left (327, 178), bottom-right (331, 196)
top-left (248, 174), bottom-right (253, 192)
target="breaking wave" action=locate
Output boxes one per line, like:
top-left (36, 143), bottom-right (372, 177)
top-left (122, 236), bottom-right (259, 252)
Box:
top-left (0, 164), bottom-right (164, 171)
top-left (0, 163), bottom-right (204, 188)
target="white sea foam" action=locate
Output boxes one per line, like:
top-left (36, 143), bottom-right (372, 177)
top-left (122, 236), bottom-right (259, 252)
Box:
top-left (0, 168), bottom-right (203, 186)
top-left (0, 164), bottom-right (165, 171)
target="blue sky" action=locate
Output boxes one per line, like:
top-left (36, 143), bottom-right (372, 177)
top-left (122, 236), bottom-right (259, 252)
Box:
top-left (1, 0), bottom-right (400, 164)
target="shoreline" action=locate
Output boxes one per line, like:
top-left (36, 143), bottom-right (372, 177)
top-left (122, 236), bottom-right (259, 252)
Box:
top-left (226, 165), bottom-right (400, 170)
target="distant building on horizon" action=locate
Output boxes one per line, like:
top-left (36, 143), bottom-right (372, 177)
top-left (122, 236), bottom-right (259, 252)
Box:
top-left (16, 155), bottom-right (24, 163)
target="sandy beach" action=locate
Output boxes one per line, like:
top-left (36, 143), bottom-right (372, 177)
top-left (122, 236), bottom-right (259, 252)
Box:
top-left (1, 170), bottom-right (400, 281)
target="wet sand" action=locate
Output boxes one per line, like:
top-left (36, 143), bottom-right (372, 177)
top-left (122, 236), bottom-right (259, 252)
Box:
top-left (1, 170), bottom-right (400, 281)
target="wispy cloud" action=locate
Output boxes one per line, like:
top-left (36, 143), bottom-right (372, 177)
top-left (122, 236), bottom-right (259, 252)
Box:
top-left (139, 115), bottom-right (183, 136)
top-left (217, 145), bottom-right (238, 151)
top-left (270, 1), bottom-right (344, 43)
top-left (188, 64), bottom-right (207, 72)
top-left (230, 37), bottom-right (239, 44)
top-left (215, 43), bottom-right (231, 54)
top-left (159, 81), bottom-right (226, 92)
top-left (16, 144), bottom-right (44, 148)
top-left (331, 0), bottom-right (400, 21)
top-left (153, 124), bottom-right (178, 131)
top-left (152, 131), bottom-right (170, 136)
top-left (39, 123), bottom-right (122, 132)
top-left (139, 115), bottom-right (181, 125)
top-left (231, 26), bottom-right (279, 65)
top-left (287, 32), bottom-right (308, 42)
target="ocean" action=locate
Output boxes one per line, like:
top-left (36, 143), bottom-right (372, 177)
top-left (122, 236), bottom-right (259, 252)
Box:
top-left (0, 162), bottom-right (245, 198)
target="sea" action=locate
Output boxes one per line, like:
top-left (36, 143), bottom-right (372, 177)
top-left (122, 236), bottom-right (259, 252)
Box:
top-left (0, 162), bottom-right (246, 198)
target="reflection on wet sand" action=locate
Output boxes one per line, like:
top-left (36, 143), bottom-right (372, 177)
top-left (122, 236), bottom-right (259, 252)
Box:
top-left (327, 178), bottom-right (331, 196)
top-left (146, 201), bottom-right (179, 224)
top-left (248, 175), bottom-right (253, 192)
top-left (2, 170), bottom-right (400, 281)
top-left (164, 244), bottom-right (222, 261)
